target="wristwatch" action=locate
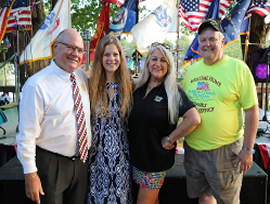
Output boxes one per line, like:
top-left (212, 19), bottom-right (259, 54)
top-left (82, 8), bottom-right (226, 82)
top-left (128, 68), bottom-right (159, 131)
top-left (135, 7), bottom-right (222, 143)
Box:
top-left (166, 136), bottom-right (173, 144)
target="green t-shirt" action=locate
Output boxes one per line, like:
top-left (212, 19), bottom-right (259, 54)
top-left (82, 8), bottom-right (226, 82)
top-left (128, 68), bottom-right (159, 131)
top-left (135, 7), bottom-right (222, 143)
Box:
top-left (182, 55), bottom-right (258, 151)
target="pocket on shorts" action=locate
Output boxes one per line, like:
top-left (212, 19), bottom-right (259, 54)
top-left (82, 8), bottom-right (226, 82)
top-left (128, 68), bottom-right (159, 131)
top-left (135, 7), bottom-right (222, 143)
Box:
top-left (216, 161), bottom-right (238, 190)
top-left (217, 161), bottom-right (236, 172)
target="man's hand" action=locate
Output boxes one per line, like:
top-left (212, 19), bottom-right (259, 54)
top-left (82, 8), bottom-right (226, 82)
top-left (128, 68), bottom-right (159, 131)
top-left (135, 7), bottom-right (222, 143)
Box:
top-left (25, 172), bottom-right (45, 204)
top-left (235, 149), bottom-right (253, 174)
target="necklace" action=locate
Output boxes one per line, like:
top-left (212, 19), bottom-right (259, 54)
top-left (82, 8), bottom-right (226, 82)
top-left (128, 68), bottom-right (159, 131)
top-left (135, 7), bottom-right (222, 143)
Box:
top-left (143, 83), bottom-right (159, 99)
top-left (144, 86), bottom-right (152, 97)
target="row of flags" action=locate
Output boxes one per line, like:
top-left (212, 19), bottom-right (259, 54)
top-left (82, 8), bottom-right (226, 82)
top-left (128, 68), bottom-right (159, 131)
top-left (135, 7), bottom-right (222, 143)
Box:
top-left (104, 0), bottom-right (270, 63)
top-left (104, 0), bottom-right (145, 7)
top-left (0, 0), bottom-right (270, 66)
top-left (182, 0), bottom-right (270, 65)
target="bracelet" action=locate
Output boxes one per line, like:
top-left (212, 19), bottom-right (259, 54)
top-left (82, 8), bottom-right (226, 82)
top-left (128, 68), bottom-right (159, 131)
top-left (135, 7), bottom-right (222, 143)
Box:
top-left (242, 146), bottom-right (255, 154)
top-left (166, 136), bottom-right (173, 144)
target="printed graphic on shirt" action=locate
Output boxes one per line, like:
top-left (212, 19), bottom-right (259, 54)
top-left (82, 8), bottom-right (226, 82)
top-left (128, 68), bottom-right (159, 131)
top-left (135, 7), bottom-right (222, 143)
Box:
top-left (190, 75), bottom-right (222, 87)
top-left (187, 75), bottom-right (222, 114)
top-left (154, 95), bottom-right (163, 102)
top-left (197, 82), bottom-right (209, 91)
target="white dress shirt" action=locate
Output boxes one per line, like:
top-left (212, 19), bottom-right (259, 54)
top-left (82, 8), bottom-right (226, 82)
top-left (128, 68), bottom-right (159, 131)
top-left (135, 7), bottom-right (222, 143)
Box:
top-left (16, 60), bottom-right (91, 174)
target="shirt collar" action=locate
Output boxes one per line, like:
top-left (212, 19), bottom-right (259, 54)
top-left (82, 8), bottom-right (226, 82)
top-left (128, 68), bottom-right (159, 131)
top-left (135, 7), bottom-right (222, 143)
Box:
top-left (143, 80), bottom-right (165, 89)
top-left (51, 59), bottom-right (73, 83)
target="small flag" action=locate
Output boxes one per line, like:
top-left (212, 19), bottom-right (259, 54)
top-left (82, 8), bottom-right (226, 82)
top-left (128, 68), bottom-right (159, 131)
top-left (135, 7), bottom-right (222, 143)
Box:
top-left (246, 0), bottom-right (270, 18)
top-left (0, 0), bottom-right (15, 42)
top-left (106, 0), bottom-right (138, 37)
top-left (6, 0), bottom-right (32, 33)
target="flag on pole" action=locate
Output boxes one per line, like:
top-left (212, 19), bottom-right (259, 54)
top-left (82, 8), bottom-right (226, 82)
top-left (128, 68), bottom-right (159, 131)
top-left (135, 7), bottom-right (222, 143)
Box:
top-left (90, 2), bottom-right (110, 52)
top-left (131, 0), bottom-right (176, 53)
top-left (168, 7), bottom-right (178, 33)
top-left (20, 0), bottom-right (70, 64)
top-left (0, 0), bottom-right (15, 43)
top-left (245, 0), bottom-right (270, 18)
top-left (240, 18), bottom-right (250, 35)
top-left (218, 0), bottom-right (233, 19)
top-left (106, 0), bottom-right (138, 37)
top-left (103, 0), bottom-right (144, 6)
top-left (182, 0), bottom-right (220, 66)
top-left (178, 0), bottom-right (233, 32)
top-left (221, 0), bottom-right (251, 46)
top-left (103, 0), bottom-right (126, 7)
top-left (6, 0), bottom-right (32, 33)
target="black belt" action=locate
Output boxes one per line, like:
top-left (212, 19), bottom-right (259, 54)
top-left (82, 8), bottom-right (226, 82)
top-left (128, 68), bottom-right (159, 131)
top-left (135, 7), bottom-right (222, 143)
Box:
top-left (36, 146), bottom-right (80, 161)
top-left (70, 155), bottom-right (80, 160)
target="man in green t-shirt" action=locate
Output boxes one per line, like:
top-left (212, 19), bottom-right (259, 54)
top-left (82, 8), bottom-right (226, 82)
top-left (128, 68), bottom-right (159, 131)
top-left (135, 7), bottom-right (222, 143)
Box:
top-left (182, 18), bottom-right (259, 204)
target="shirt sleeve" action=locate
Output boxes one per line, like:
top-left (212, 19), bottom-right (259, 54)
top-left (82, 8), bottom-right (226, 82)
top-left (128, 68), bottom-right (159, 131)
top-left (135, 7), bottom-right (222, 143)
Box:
top-left (16, 82), bottom-right (44, 174)
top-left (238, 63), bottom-right (258, 110)
top-left (178, 86), bottom-right (195, 117)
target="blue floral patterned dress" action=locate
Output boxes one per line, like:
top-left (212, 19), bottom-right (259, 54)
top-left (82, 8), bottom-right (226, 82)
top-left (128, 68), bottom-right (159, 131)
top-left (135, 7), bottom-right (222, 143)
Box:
top-left (87, 82), bottom-right (132, 204)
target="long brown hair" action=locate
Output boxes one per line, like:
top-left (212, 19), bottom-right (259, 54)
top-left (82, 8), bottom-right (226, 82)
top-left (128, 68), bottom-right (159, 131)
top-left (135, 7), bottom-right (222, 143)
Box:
top-left (89, 35), bottom-right (133, 120)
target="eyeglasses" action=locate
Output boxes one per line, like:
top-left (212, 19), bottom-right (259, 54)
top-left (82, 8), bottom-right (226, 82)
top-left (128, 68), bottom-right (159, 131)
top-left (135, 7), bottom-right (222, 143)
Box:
top-left (57, 41), bottom-right (85, 55)
top-left (150, 42), bottom-right (170, 51)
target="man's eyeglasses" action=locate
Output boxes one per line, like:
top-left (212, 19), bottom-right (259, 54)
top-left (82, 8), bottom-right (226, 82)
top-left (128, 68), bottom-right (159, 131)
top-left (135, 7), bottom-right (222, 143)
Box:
top-left (57, 41), bottom-right (85, 55)
top-left (150, 42), bottom-right (170, 51)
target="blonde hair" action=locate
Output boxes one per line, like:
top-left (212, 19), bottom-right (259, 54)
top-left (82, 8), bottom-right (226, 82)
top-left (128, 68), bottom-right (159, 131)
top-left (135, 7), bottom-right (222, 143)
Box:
top-left (135, 44), bottom-right (181, 124)
top-left (89, 35), bottom-right (133, 120)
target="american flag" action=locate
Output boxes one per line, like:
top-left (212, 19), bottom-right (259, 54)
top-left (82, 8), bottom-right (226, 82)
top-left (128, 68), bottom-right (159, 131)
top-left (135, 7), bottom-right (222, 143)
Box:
top-left (6, 0), bottom-right (31, 33)
top-left (178, 0), bottom-right (233, 31)
top-left (0, 0), bottom-right (14, 42)
top-left (245, 0), bottom-right (270, 18)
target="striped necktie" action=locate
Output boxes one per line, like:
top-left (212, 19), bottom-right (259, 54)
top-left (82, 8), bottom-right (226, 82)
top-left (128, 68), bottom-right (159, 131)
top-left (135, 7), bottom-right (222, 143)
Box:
top-left (70, 74), bottom-right (88, 163)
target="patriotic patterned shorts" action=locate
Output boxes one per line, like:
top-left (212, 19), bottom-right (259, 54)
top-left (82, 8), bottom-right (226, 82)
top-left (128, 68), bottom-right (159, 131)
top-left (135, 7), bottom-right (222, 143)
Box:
top-left (132, 166), bottom-right (166, 189)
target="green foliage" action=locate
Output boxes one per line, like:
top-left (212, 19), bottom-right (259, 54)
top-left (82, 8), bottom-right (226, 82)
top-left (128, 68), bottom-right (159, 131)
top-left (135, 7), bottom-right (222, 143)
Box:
top-left (266, 36), bottom-right (270, 47)
top-left (179, 26), bottom-right (195, 36)
top-left (176, 35), bottom-right (192, 65)
top-left (43, 0), bottom-right (52, 15)
top-left (0, 46), bottom-right (8, 54)
top-left (71, 1), bottom-right (147, 36)
top-left (223, 38), bottom-right (243, 60)
top-left (40, 0), bottom-right (120, 36)
top-left (71, 1), bottom-right (111, 36)
top-left (120, 35), bottom-right (136, 57)
top-left (0, 65), bottom-right (5, 86)
top-left (0, 63), bottom-right (15, 86)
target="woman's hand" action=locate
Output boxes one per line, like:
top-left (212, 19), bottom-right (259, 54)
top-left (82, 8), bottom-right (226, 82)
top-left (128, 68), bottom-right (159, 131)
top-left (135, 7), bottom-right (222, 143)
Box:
top-left (161, 136), bottom-right (175, 150)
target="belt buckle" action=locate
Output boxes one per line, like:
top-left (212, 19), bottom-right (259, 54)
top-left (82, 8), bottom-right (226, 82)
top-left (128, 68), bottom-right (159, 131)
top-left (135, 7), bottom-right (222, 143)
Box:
top-left (71, 154), bottom-right (80, 160)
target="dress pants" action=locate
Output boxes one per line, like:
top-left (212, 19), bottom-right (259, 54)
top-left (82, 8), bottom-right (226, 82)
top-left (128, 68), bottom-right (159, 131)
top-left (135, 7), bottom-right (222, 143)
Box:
top-left (36, 146), bottom-right (88, 204)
